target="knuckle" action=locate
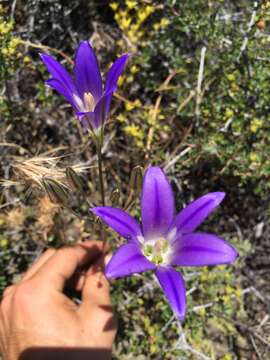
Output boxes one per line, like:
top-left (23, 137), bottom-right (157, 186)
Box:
top-left (12, 281), bottom-right (37, 306)
top-left (1, 294), bottom-right (11, 312)
top-left (57, 246), bottom-right (75, 261)
top-left (2, 285), bottom-right (15, 299)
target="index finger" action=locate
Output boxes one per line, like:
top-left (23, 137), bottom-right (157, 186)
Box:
top-left (33, 241), bottom-right (108, 292)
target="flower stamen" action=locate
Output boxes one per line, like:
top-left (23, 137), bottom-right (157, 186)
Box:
top-left (141, 236), bottom-right (171, 265)
top-left (83, 92), bottom-right (96, 112)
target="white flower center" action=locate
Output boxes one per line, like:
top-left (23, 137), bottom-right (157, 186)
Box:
top-left (73, 92), bottom-right (96, 112)
top-left (141, 236), bottom-right (172, 266)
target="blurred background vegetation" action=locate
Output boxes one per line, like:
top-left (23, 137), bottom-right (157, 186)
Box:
top-left (0, 0), bottom-right (269, 359)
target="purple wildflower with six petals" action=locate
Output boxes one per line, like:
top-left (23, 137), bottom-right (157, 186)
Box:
top-left (91, 166), bottom-right (238, 321)
top-left (40, 41), bottom-right (129, 131)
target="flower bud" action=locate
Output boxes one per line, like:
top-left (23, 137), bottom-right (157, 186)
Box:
top-left (42, 177), bottom-right (70, 207)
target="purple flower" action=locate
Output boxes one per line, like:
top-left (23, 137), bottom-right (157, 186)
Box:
top-left (91, 167), bottom-right (238, 321)
top-left (40, 41), bottom-right (129, 131)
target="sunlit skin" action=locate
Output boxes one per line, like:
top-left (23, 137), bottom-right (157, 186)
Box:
top-left (0, 241), bottom-right (117, 360)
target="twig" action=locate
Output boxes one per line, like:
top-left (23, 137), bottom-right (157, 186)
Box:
top-left (192, 302), bottom-right (214, 312)
top-left (145, 69), bottom-right (183, 159)
top-left (195, 46), bottom-right (207, 122)
top-left (20, 40), bottom-right (73, 64)
top-left (164, 146), bottom-right (192, 172)
top-left (10, 0), bottom-right (17, 21)
top-left (177, 90), bottom-right (195, 113)
top-left (174, 323), bottom-right (211, 360)
top-left (237, 2), bottom-right (259, 61)
top-left (0, 142), bottom-right (29, 154)
top-left (249, 334), bottom-right (263, 360)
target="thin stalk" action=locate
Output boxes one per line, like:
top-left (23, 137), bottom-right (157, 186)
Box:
top-left (96, 135), bottom-right (106, 243)
top-left (97, 142), bottom-right (105, 207)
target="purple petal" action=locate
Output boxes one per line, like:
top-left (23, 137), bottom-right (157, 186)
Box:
top-left (74, 41), bottom-right (102, 101)
top-left (76, 111), bottom-right (95, 132)
top-left (91, 206), bottom-right (142, 241)
top-left (171, 232), bottom-right (238, 267)
top-left (40, 53), bottom-right (78, 106)
top-left (155, 267), bottom-right (186, 321)
top-left (104, 54), bottom-right (129, 93)
top-left (105, 243), bottom-right (156, 279)
top-left (93, 91), bottom-right (114, 128)
top-left (173, 192), bottom-right (225, 234)
top-left (46, 79), bottom-right (78, 108)
top-left (141, 167), bottom-right (175, 239)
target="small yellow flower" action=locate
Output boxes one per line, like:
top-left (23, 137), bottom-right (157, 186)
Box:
top-left (124, 124), bottom-right (143, 139)
top-left (9, 37), bottom-right (20, 47)
top-left (1, 47), bottom-right (8, 56)
top-left (225, 109), bottom-right (234, 118)
top-left (224, 286), bottom-right (233, 295)
top-left (150, 343), bottom-right (157, 354)
top-left (125, 102), bottom-right (135, 111)
top-left (126, 0), bottom-right (137, 10)
top-left (116, 114), bottom-right (126, 123)
top-left (223, 295), bottom-right (231, 304)
top-left (137, 6), bottom-right (154, 23)
top-left (0, 20), bottom-right (13, 35)
top-left (160, 18), bottom-right (170, 27)
top-left (222, 354), bottom-right (233, 360)
top-left (109, 2), bottom-right (118, 11)
top-left (197, 307), bottom-right (206, 317)
top-left (235, 289), bottom-right (242, 298)
top-left (0, 238), bottom-right (8, 248)
top-left (249, 152), bottom-right (259, 163)
top-left (117, 75), bottom-right (124, 87)
top-left (153, 23), bottom-right (160, 31)
top-left (250, 118), bottom-right (263, 133)
top-left (227, 73), bottom-right (236, 82)
top-left (120, 16), bottom-right (132, 30)
top-left (23, 55), bottom-right (31, 64)
top-left (130, 65), bottom-right (139, 74)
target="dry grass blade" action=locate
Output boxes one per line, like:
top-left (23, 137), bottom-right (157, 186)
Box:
top-left (1, 155), bottom-right (90, 192)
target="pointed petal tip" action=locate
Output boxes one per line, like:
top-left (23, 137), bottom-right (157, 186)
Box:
top-left (39, 52), bottom-right (50, 64)
top-left (174, 311), bottom-right (186, 323)
top-left (39, 52), bottom-right (56, 64)
top-left (78, 39), bottom-right (91, 47)
top-left (155, 267), bottom-right (186, 323)
top-left (121, 53), bottom-right (130, 61)
top-left (143, 166), bottom-right (168, 183)
top-left (211, 191), bottom-right (226, 204)
top-left (90, 206), bottom-right (142, 240)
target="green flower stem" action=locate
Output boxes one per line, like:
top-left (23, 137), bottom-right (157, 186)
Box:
top-left (95, 132), bottom-right (106, 243)
top-left (97, 141), bottom-right (105, 207)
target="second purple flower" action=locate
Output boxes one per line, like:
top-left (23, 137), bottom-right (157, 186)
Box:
top-left (40, 41), bottom-right (129, 132)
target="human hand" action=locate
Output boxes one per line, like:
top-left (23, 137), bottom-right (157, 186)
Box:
top-left (0, 241), bottom-right (117, 360)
